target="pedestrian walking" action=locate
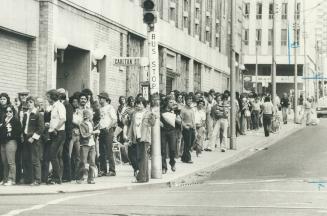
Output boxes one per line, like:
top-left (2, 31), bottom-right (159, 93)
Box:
top-left (261, 96), bottom-right (274, 137)
top-left (280, 93), bottom-right (290, 124)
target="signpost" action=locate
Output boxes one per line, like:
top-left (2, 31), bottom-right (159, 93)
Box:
top-left (148, 29), bottom-right (162, 179)
top-left (113, 57), bottom-right (149, 66)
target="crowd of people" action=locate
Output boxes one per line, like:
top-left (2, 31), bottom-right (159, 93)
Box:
top-left (0, 87), bottom-right (313, 186)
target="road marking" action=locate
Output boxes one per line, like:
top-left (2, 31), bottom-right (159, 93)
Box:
top-left (0, 192), bottom-right (105, 216)
top-left (89, 203), bottom-right (327, 210)
top-left (168, 190), bottom-right (327, 193)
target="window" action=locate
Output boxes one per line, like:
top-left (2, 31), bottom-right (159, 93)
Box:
top-left (244, 2), bottom-right (250, 18)
top-left (216, 0), bottom-right (221, 19)
top-left (296, 3), bottom-right (301, 19)
top-left (256, 3), bottom-right (262, 19)
top-left (256, 29), bottom-right (262, 45)
top-left (269, 3), bottom-right (274, 19)
top-left (244, 29), bottom-right (249, 45)
top-left (195, 24), bottom-right (200, 35)
top-left (183, 17), bottom-right (188, 29)
top-left (206, 31), bottom-right (211, 42)
top-left (216, 23), bottom-right (220, 34)
top-left (268, 29), bottom-right (273, 46)
top-left (206, 16), bottom-right (211, 27)
top-left (296, 29), bottom-right (300, 45)
top-left (183, 0), bottom-right (189, 12)
top-left (281, 29), bottom-right (287, 46)
top-left (206, 0), bottom-right (212, 12)
top-left (169, 7), bottom-right (176, 22)
top-left (120, 33), bottom-right (124, 57)
top-left (195, 8), bottom-right (200, 19)
top-left (281, 3), bottom-right (287, 19)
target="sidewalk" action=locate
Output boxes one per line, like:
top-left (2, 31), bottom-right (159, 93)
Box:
top-left (0, 123), bottom-right (304, 196)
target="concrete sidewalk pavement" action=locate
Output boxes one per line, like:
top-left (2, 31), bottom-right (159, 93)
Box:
top-left (0, 123), bottom-right (304, 196)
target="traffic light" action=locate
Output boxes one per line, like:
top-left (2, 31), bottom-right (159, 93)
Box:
top-left (142, 0), bottom-right (157, 26)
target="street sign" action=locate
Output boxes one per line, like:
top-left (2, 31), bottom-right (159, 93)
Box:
top-left (113, 57), bottom-right (149, 66)
top-left (148, 31), bottom-right (160, 94)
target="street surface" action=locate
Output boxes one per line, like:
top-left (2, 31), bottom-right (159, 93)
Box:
top-left (1, 119), bottom-right (327, 216)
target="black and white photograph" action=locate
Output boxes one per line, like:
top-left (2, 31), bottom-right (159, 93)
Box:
top-left (0, 0), bottom-right (327, 215)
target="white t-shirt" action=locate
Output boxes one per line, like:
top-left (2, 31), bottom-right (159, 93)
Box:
top-left (49, 101), bottom-right (66, 132)
top-left (99, 104), bottom-right (117, 129)
top-left (194, 108), bottom-right (206, 125)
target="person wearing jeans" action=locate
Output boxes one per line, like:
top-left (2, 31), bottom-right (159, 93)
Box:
top-left (180, 95), bottom-right (195, 163)
top-left (98, 92), bottom-right (117, 177)
top-left (0, 104), bottom-right (22, 186)
top-left (261, 96), bottom-right (274, 137)
top-left (280, 93), bottom-right (290, 124)
top-left (46, 89), bottom-right (66, 184)
top-left (160, 96), bottom-right (179, 174)
top-left (22, 96), bottom-right (44, 185)
top-left (77, 109), bottom-right (98, 184)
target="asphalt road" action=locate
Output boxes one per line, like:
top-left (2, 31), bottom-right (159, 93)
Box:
top-left (1, 119), bottom-right (327, 216)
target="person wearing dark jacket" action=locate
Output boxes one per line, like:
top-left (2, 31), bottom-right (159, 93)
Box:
top-left (22, 96), bottom-right (44, 185)
top-left (280, 93), bottom-right (290, 124)
top-left (0, 92), bottom-right (12, 184)
top-left (0, 105), bottom-right (22, 186)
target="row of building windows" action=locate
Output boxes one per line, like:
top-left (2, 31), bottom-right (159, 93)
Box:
top-left (156, 0), bottom-right (230, 51)
top-left (243, 29), bottom-right (300, 46)
top-left (244, 2), bottom-right (301, 20)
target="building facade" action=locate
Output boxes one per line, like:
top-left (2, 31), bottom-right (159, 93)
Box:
top-left (241, 0), bottom-right (316, 97)
top-left (0, 0), bottom-right (237, 106)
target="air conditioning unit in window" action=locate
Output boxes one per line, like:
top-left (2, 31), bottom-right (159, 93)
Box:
top-left (183, 11), bottom-right (189, 17)
top-left (195, 19), bottom-right (200, 24)
top-left (206, 11), bottom-right (211, 17)
top-left (216, 19), bottom-right (220, 24)
top-left (195, 2), bottom-right (200, 9)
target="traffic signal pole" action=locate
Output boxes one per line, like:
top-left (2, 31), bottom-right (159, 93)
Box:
top-left (148, 28), bottom-right (162, 179)
top-left (142, 0), bottom-right (162, 179)
top-left (229, 0), bottom-right (236, 150)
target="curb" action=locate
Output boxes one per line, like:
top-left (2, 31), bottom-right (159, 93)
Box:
top-left (0, 125), bottom-right (304, 196)
top-left (168, 124), bottom-right (304, 187)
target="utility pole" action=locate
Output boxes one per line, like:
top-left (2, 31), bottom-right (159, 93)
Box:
top-left (229, 0), bottom-right (236, 150)
top-left (293, 0), bottom-right (298, 123)
top-left (255, 42), bottom-right (258, 93)
top-left (271, 0), bottom-right (276, 105)
top-left (142, 0), bottom-right (162, 179)
top-left (303, 0), bottom-right (308, 98)
top-left (315, 40), bottom-right (320, 102)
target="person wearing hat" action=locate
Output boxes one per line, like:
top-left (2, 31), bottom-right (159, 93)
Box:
top-left (22, 96), bottom-right (44, 185)
top-left (97, 92), bottom-right (117, 177)
top-left (16, 89), bottom-right (30, 184)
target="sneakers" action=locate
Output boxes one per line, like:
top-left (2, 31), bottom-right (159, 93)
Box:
top-left (87, 180), bottom-right (95, 184)
top-left (171, 165), bottom-right (176, 172)
top-left (30, 181), bottom-right (41, 186)
top-left (162, 169), bottom-right (167, 174)
top-left (106, 171), bottom-right (116, 177)
top-left (3, 181), bottom-right (15, 186)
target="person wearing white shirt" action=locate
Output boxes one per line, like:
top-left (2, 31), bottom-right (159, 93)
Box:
top-left (97, 92), bottom-right (117, 177)
top-left (46, 89), bottom-right (66, 184)
top-left (193, 100), bottom-right (206, 156)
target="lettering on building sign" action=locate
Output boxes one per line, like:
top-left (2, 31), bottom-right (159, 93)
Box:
top-left (113, 57), bottom-right (141, 66)
top-left (149, 32), bottom-right (159, 94)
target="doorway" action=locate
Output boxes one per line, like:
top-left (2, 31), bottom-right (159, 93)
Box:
top-left (56, 45), bottom-right (90, 96)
